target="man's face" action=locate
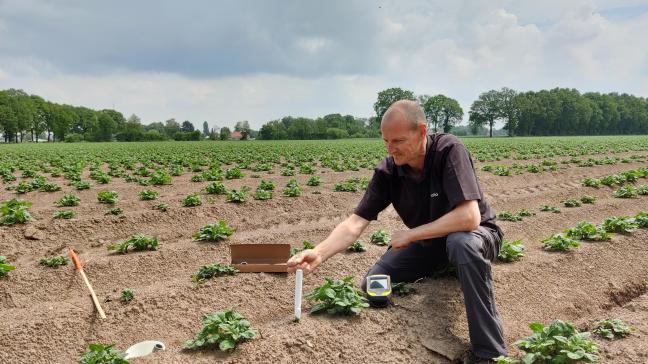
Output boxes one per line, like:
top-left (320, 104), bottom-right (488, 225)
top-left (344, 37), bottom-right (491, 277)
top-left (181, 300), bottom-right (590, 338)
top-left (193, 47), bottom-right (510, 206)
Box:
top-left (381, 115), bottom-right (426, 166)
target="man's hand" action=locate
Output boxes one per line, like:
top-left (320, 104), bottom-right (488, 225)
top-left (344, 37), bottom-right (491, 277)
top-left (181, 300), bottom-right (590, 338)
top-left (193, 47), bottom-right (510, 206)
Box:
top-left (287, 249), bottom-right (323, 275)
top-left (390, 230), bottom-right (414, 250)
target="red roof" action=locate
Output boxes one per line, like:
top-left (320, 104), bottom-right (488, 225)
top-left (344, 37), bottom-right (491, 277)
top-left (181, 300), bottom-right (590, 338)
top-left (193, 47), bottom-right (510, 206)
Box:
top-left (231, 131), bottom-right (242, 139)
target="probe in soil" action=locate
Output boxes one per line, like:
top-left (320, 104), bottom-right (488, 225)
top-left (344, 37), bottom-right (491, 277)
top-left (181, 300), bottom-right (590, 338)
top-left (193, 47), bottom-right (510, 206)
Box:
top-left (69, 249), bottom-right (106, 319)
top-left (294, 269), bottom-right (303, 322)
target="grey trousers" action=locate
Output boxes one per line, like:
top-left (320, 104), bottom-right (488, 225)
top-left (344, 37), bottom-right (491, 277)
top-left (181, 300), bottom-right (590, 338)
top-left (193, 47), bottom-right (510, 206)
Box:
top-left (361, 226), bottom-right (507, 359)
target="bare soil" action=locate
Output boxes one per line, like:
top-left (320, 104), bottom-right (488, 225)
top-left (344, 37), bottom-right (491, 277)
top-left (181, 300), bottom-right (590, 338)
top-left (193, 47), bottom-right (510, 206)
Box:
top-left (1, 157), bottom-right (647, 363)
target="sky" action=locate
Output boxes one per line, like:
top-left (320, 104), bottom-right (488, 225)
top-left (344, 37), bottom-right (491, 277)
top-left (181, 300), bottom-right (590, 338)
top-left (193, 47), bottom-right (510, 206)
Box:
top-left (1, 0), bottom-right (647, 130)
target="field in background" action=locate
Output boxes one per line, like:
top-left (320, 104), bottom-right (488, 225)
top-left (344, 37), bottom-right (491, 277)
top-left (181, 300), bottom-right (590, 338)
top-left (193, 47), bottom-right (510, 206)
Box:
top-left (1, 135), bottom-right (648, 363)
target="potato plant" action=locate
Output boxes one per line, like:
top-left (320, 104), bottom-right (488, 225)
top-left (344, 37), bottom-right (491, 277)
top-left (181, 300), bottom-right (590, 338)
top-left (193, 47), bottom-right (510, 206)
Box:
top-left (564, 221), bottom-right (611, 241)
top-left (15, 181), bottom-right (34, 194)
top-left (184, 309), bottom-right (257, 351)
top-left (638, 184), bottom-right (648, 195)
top-left (183, 193), bottom-right (202, 207)
top-left (541, 234), bottom-right (580, 252)
top-left (191, 262), bottom-right (238, 284)
top-left (347, 240), bottom-right (366, 252)
top-left (305, 276), bottom-right (369, 315)
top-left (581, 177), bottom-right (601, 188)
top-left (39, 255), bottom-right (68, 267)
top-left (149, 170), bottom-right (172, 185)
top-left (282, 179), bottom-right (302, 197)
top-left (592, 319), bottom-right (632, 340)
top-left (152, 203), bottom-right (169, 212)
top-left (0, 256), bottom-right (16, 277)
top-left (105, 207), bottom-right (123, 215)
top-left (334, 179), bottom-right (359, 192)
top-left (613, 185), bottom-right (638, 198)
top-left (55, 194), bottom-right (80, 207)
top-left (601, 174), bottom-right (624, 187)
top-left (191, 174), bottom-right (205, 183)
top-left (225, 167), bottom-right (244, 180)
top-left (121, 288), bottom-right (134, 303)
top-left (306, 176), bottom-right (321, 186)
top-left (205, 181), bottom-right (227, 194)
top-left (498, 239), bottom-right (525, 262)
top-left (139, 189), bottom-right (159, 200)
top-left (290, 240), bottom-right (315, 257)
top-left (392, 282), bottom-right (416, 296)
top-left (498, 211), bottom-right (522, 222)
top-left (253, 189), bottom-right (273, 200)
top-left (108, 234), bottom-right (159, 253)
top-left (493, 356), bottom-right (518, 364)
top-left (193, 221), bottom-right (235, 242)
top-left (281, 166), bottom-right (295, 176)
top-left (79, 344), bottom-right (128, 364)
top-left (601, 216), bottom-right (638, 234)
top-left (539, 204), bottom-right (561, 213)
top-left (370, 230), bottom-right (390, 246)
top-left (1, 198), bottom-right (33, 225)
top-left (634, 211), bottom-right (648, 228)
top-left (257, 179), bottom-right (275, 191)
top-left (580, 195), bottom-right (596, 204)
top-left (97, 190), bottom-right (118, 204)
top-left (40, 182), bottom-right (61, 192)
top-left (515, 320), bottom-right (598, 363)
top-left (53, 210), bottom-right (75, 219)
top-left (562, 198), bottom-right (582, 207)
top-left (226, 187), bottom-right (250, 203)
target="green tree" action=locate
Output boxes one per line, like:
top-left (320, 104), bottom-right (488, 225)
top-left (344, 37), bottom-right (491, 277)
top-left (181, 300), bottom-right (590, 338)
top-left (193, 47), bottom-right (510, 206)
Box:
top-left (30, 95), bottom-right (48, 141)
top-left (258, 120), bottom-right (286, 140)
top-left (116, 114), bottom-right (145, 141)
top-left (95, 111), bottom-right (116, 141)
top-left (164, 118), bottom-right (181, 137)
top-left (420, 94), bottom-right (463, 133)
top-left (202, 121), bottom-right (209, 136)
top-left (220, 126), bottom-right (231, 140)
top-left (100, 109), bottom-right (125, 131)
top-left (496, 87), bottom-right (519, 136)
top-left (373, 87), bottom-right (416, 121)
top-left (181, 120), bottom-right (195, 132)
top-left (469, 90), bottom-right (500, 137)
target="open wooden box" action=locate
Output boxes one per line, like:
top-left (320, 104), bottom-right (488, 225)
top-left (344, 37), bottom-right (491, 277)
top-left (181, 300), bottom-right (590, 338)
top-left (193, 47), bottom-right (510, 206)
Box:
top-left (229, 243), bottom-right (290, 273)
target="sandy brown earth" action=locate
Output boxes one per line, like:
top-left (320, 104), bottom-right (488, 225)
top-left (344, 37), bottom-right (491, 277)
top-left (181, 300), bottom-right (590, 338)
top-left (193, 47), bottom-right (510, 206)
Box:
top-left (1, 154), bottom-right (648, 363)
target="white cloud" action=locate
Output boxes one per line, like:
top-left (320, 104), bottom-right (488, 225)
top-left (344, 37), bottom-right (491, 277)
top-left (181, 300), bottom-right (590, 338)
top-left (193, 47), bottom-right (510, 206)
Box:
top-left (295, 37), bottom-right (333, 54)
top-left (0, 0), bottom-right (647, 129)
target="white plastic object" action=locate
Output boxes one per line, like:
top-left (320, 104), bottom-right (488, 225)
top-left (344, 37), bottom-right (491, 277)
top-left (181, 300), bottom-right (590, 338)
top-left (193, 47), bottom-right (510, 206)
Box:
top-left (124, 340), bottom-right (165, 359)
top-left (294, 269), bottom-right (303, 320)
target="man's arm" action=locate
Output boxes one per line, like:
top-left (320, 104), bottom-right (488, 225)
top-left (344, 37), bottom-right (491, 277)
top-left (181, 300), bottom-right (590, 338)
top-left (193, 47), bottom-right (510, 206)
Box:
top-left (287, 214), bottom-right (370, 274)
top-left (390, 200), bottom-right (480, 249)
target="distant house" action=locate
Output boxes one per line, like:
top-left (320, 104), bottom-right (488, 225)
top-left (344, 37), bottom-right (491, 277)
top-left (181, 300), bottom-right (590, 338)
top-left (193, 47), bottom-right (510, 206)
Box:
top-left (230, 131), bottom-right (243, 140)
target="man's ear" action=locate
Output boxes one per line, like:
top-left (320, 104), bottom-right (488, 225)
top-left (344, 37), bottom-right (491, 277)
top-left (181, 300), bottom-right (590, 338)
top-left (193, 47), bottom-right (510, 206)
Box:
top-left (418, 123), bottom-right (427, 138)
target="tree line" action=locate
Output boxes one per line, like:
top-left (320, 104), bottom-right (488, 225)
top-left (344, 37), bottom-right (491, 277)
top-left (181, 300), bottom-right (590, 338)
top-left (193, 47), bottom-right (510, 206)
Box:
top-left (2, 86), bottom-right (647, 143)
top-left (0, 89), bottom-right (253, 143)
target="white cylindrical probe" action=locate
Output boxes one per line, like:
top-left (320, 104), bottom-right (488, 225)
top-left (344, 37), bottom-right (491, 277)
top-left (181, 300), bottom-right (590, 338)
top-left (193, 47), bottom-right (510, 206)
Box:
top-left (294, 269), bottom-right (303, 321)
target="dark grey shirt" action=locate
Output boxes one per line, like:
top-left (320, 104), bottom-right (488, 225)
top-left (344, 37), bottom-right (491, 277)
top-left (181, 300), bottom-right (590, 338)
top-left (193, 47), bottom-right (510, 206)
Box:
top-left (355, 133), bottom-right (501, 237)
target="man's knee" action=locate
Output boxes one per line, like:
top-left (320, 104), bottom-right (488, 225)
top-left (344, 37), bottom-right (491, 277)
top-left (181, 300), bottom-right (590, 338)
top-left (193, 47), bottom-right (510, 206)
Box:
top-left (446, 231), bottom-right (484, 265)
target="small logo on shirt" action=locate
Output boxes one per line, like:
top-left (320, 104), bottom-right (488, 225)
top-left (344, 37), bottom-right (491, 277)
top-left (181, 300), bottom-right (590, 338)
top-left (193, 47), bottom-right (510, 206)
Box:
top-left (430, 192), bottom-right (439, 198)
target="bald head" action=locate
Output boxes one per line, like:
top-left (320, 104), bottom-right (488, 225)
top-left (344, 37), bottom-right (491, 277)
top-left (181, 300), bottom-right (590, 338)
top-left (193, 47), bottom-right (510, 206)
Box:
top-left (381, 100), bottom-right (426, 130)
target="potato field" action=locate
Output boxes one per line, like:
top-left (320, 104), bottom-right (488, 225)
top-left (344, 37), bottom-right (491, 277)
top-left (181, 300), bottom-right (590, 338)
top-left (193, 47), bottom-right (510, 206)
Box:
top-left (1, 135), bottom-right (648, 363)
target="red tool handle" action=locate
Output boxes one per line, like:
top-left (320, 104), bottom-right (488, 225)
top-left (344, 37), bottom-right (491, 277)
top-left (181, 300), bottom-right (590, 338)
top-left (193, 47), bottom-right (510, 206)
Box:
top-left (69, 249), bottom-right (83, 271)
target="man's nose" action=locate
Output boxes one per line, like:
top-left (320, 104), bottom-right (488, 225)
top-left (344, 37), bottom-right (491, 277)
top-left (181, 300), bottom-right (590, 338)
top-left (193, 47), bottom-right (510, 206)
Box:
top-left (385, 143), bottom-right (394, 154)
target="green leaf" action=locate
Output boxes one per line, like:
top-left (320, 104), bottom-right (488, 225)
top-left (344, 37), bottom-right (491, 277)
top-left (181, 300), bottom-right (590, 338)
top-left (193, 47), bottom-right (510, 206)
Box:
top-left (529, 322), bottom-right (544, 333)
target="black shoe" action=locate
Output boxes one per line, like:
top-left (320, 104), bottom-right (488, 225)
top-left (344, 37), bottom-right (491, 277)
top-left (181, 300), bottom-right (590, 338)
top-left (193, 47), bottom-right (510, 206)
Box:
top-left (460, 350), bottom-right (496, 364)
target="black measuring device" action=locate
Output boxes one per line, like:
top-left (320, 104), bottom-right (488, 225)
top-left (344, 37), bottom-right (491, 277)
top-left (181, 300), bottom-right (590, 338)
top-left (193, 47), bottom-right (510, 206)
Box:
top-left (365, 274), bottom-right (392, 307)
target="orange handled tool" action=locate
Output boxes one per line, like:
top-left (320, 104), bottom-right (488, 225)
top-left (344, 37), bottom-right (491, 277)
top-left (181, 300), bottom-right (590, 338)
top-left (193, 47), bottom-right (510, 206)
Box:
top-left (69, 249), bottom-right (106, 319)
